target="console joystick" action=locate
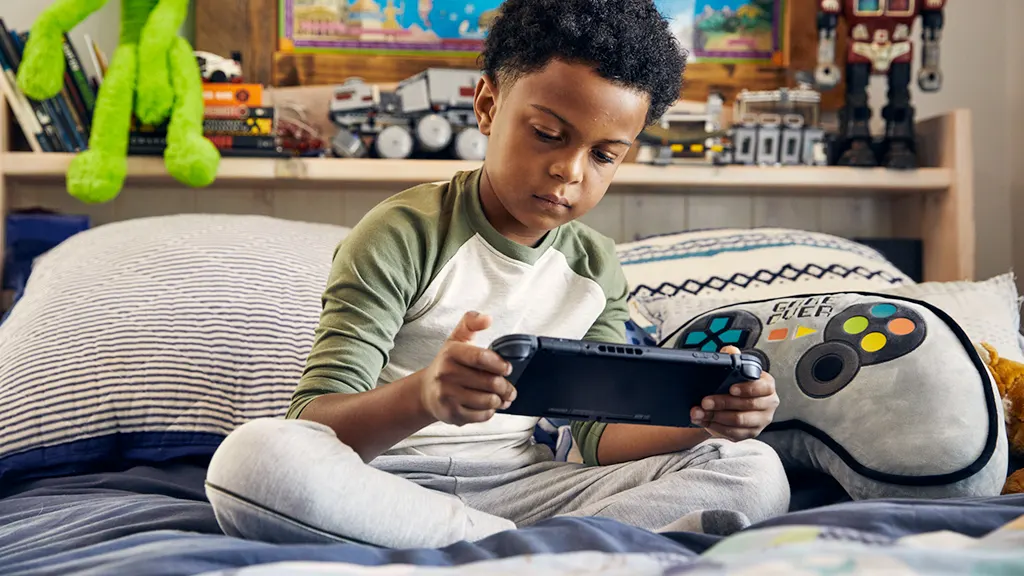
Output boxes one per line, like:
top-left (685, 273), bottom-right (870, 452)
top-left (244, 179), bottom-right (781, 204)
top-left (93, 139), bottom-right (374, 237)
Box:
top-left (793, 301), bottom-right (926, 399)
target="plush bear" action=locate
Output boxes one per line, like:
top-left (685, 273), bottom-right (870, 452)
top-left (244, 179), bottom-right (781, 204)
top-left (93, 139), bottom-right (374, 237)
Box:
top-left (977, 342), bottom-right (1024, 495)
top-left (17, 0), bottom-right (219, 204)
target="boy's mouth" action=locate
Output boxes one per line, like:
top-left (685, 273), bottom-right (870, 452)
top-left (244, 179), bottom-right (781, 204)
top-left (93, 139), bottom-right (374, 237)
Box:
top-left (533, 194), bottom-right (571, 209)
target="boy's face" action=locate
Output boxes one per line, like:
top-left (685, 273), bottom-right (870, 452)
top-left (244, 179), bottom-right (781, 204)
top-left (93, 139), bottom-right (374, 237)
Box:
top-left (473, 59), bottom-right (650, 240)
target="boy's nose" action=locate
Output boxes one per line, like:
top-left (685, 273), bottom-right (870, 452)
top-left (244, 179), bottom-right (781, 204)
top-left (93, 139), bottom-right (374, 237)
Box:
top-left (549, 151), bottom-right (586, 185)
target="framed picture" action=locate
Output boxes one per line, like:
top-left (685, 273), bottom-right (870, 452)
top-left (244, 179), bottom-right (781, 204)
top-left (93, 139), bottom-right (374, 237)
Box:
top-left (278, 0), bottom-right (503, 56)
top-left (657, 0), bottom-right (787, 64)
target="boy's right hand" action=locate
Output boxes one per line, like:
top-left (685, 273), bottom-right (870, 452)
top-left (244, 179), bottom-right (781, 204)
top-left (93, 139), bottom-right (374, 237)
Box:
top-left (418, 311), bottom-right (517, 426)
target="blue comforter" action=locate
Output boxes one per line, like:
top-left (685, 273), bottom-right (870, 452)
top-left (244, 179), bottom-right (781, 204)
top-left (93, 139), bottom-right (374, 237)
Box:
top-left (1, 461), bottom-right (1023, 576)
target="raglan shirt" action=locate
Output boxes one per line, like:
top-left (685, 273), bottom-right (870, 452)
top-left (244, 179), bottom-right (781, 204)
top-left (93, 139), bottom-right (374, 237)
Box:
top-left (287, 169), bottom-right (627, 465)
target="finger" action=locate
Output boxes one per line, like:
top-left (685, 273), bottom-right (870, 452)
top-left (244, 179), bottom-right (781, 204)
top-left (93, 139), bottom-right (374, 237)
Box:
top-left (691, 406), bottom-right (706, 427)
top-left (447, 341), bottom-right (512, 376)
top-left (720, 345), bottom-right (741, 355)
top-left (457, 389), bottom-right (505, 411)
top-left (703, 410), bottom-right (767, 429)
top-left (700, 393), bottom-right (777, 412)
top-left (704, 422), bottom-right (758, 441)
top-left (441, 360), bottom-right (515, 400)
top-left (451, 406), bottom-right (496, 426)
top-left (723, 376), bottom-right (776, 398)
top-left (447, 311), bottom-right (492, 343)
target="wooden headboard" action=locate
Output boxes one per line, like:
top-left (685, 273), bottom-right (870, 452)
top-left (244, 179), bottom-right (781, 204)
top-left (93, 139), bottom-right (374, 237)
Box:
top-left (0, 91), bottom-right (975, 299)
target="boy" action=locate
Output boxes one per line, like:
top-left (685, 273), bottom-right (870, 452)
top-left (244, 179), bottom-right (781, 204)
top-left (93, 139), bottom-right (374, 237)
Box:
top-left (206, 0), bottom-right (789, 549)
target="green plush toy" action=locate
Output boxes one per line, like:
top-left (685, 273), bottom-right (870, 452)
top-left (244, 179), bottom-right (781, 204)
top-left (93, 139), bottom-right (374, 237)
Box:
top-left (17, 0), bottom-right (219, 204)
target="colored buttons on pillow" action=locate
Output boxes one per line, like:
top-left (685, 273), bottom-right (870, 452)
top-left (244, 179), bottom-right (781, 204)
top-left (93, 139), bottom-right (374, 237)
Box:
top-left (861, 332), bottom-right (887, 352)
top-left (888, 318), bottom-right (916, 336)
top-left (870, 303), bottom-right (897, 318)
top-left (844, 316), bottom-right (869, 334)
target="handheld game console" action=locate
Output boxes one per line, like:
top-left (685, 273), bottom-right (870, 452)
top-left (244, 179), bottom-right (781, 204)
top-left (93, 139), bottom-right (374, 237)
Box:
top-left (490, 334), bottom-right (763, 427)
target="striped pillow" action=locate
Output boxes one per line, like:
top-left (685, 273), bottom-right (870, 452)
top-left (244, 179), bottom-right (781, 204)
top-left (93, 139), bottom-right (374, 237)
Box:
top-left (0, 214), bottom-right (350, 483)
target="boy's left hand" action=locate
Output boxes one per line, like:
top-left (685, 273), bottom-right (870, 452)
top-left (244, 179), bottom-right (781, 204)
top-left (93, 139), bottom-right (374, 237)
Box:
top-left (690, 345), bottom-right (779, 441)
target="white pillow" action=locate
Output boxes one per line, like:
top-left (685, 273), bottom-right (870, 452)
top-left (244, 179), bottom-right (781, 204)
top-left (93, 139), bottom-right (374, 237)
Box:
top-left (617, 228), bottom-right (914, 342)
top-left (0, 214), bottom-right (350, 484)
top-left (653, 273), bottom-right (1024, 365)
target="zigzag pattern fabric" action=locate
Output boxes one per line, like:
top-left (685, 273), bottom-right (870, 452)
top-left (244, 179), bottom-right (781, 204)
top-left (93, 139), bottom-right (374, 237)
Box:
top-left (631, 263), bottom-right (906, 300)
top-left (617, 228), bottom-right (913, 342)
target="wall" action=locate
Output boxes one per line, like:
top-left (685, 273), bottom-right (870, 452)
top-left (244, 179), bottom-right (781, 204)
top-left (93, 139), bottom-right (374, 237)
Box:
top-left (865, 0), bottom-right (1012, 283)
top-left (1011, 1), bottom-right (1024, 290)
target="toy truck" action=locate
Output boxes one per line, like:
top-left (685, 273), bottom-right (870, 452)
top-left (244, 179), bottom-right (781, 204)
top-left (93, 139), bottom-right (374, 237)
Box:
top-left (718, 84), bottom-right (828, 166)
top-left (634, 95), bottom-right (727, 165)
top-left (329, 78), bottom-right (413, 159)
top-left (328, 68), bottom-right (488, 161)
top-left (394, 68), bottom-right (487, 161)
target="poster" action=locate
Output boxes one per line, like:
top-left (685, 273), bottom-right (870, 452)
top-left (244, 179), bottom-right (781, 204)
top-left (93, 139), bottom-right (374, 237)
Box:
top-left (655, 0), bottom-right (785, 63)
top-left (279, 0), bottom-right (504, 55)
top-left (278, 0), bottom-right (784, 63)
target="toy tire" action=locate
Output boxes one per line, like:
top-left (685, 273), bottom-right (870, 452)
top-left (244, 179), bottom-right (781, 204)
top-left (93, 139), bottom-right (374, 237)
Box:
top-left (416, 114), bottom-right (453, 153)
top-left (332, 131), bottom-right (368, 159)
top-left (375, 125), bottom-right (414, 159)
top-left (454, 128), bottom-right (488, 161)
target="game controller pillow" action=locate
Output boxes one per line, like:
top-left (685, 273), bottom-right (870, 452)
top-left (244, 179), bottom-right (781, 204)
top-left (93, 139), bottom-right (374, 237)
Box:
top-left (660, 291), bottom-right (1009, 500)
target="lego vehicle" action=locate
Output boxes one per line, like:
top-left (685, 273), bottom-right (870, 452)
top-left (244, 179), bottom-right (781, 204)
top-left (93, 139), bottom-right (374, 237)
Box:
top-left (634, 95), bottom-right (726, 165)
top-left (394, 68), bottom-right (486, 159)
top-left (329, 69), bottom-right (488, 161)
top-left (718, 84), bottom-right (828, 166)
top-left (194, 51), bottom-right (243, 84)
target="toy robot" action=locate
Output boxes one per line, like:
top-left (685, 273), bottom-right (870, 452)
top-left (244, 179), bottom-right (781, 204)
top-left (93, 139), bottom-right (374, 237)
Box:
top-left (816, 0), bottom-right (946, 169)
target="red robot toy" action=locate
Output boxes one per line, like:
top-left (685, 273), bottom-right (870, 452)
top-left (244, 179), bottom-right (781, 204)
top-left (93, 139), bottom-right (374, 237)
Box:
top-left (816, 0), bottom-right (945, 169)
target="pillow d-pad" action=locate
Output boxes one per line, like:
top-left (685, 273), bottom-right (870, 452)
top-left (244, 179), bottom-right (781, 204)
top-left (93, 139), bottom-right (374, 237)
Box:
top-left (661, 292), bottom-right (1008, 500)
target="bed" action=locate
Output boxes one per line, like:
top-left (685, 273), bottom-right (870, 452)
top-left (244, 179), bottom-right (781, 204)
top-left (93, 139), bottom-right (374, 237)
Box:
top-left (1, 210), bottom-right (1022, 575)
top-left (2, 462), bottom-right (1023, 576)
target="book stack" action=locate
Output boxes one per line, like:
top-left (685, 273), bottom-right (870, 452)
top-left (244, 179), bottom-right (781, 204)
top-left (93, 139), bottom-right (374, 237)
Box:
top-left (129, 83), bottom-right (286, 158)
top-left (0, 19), bottom-right (97, 153)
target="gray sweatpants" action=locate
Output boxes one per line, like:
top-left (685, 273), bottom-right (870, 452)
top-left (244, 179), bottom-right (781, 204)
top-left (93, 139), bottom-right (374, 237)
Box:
top-left (206, 418), bottom-right (790, 549)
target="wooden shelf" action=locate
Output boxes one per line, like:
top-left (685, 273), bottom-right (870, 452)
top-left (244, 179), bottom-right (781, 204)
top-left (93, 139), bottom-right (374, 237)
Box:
top-left (0, 153), bottom-right (953, 195)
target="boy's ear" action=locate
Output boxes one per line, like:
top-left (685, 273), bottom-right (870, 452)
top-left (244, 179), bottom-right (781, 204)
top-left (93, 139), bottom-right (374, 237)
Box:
top-left (474, 74), bottom-right (499, 137)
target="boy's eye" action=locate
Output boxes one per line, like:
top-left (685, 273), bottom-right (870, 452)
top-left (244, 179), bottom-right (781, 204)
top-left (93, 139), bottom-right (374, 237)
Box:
top-left (533, 128), bottom-right (560, 142)
top-left (591, 150), bottom-right (615, 164)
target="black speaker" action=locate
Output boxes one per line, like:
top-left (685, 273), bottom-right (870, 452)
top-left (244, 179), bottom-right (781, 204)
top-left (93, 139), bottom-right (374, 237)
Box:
top-left (853, 238), bottom-right (923, 283)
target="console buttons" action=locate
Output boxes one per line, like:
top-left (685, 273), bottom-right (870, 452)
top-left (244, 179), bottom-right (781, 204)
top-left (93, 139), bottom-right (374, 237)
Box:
top-left (860, 332), bottom-right (887, 352)
top-left (870, 303), bottom-right (898, 318)
top-left (888, 318), bottom-right (915, 336)
top-left (719, 330), bottom-right (744, 345)
top-left (685, 332), bottom-right (707, 346)
top-left (741, 362), bottom-right (761, 381)
top-left (843, 316), bottom-right (869, 335)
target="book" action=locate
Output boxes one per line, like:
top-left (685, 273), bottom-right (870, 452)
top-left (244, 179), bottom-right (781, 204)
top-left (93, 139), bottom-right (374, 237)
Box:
top-left (0, 20), bottom-right (101, 153)
top-left (9, 31), bottom-right (87, 152)
top-left (0, 20), bottom-right (59, 152)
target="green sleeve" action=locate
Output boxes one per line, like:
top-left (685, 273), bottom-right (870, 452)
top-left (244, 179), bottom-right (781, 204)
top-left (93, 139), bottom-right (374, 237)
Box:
top-left (286, 201), bottom-right (432, 419)
top-left (570, 238), bottom-right (630, 466)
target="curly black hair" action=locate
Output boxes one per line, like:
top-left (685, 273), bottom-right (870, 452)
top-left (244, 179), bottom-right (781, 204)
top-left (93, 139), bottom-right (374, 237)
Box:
top-left (481, 0), bottom-right (686, 125)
